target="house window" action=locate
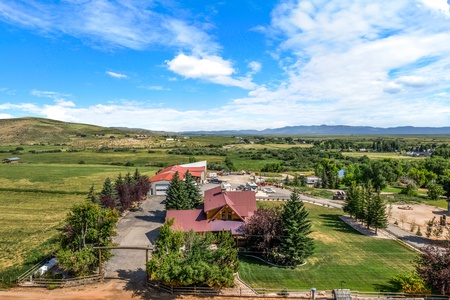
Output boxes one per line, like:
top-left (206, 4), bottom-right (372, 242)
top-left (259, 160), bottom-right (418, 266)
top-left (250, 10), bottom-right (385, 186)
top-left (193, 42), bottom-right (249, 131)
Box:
top-left (228, 211), bottom-right (232, 220)
top-left (222, 212), bottom-right (226, 220)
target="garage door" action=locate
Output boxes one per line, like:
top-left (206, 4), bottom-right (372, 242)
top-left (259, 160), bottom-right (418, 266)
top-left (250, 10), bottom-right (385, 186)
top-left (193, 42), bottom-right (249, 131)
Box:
top-left (155, 184), bottom-right (169, 196)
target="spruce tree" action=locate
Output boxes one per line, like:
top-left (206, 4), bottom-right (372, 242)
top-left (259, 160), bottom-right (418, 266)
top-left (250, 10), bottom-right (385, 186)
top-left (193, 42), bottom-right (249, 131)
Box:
top-left (184, 170), bottom-right (201, 208)
top-left (343, 184), bottom-right (360, 218)
top-left (280, 191), bottom-right (314, 265)
top-left (165, 171), bottom-right (188, 210)
top-left (368, 192), bottom-right (388, 233)
top-left (99, 177), bottom-right (117, 210)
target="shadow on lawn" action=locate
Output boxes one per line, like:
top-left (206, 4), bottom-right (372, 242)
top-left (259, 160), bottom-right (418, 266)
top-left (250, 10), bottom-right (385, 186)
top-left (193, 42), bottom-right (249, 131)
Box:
top-left (318, 214), bottom-right (362, 235)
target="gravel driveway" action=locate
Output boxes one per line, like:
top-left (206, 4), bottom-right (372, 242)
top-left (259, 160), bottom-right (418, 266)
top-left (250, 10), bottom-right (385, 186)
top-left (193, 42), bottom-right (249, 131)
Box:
top-left (104, 196), bottom-right (166, 281)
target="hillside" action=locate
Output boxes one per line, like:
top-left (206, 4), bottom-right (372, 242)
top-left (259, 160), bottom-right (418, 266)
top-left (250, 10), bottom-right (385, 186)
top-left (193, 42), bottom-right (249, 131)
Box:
top-left (0, 117), bottom-right (155, 145)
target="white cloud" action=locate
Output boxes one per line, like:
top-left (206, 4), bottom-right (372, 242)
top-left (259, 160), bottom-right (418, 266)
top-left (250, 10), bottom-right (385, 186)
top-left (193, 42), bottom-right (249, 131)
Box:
top-left (138, 85), bottom-right (171, 91)
top-left (167, 53), bottom-right (234, 78)
top-left (396, 75), bottom-right (431, 87)
top-left (30, 90), bottom-right (70, 99)
top-left (106, 71), bottom-right (127, 79)
top-left (0, 1), bottom-right (219, 52)
top-left (0, 114), bottom-right (13, 119)
top-left (248, 61), bottom-right (262, 73)
top-left (167, 53), bottom-right (256, 89)
top-left (420, 0), bottom-right (450, 17)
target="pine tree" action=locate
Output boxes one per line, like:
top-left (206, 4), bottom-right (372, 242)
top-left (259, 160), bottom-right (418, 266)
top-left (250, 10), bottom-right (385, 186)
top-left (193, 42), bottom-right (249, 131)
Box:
top-left (280, 191), bottom-right (314, 265)
top-left (165, 171), bottom-right (188, 210)
top-left (184, 170), bottom-right (201, 208)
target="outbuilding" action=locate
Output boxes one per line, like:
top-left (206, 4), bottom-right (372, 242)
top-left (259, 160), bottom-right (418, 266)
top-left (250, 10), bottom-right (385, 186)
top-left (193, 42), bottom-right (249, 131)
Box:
top-left (3, 157), bottom-right (21, 164)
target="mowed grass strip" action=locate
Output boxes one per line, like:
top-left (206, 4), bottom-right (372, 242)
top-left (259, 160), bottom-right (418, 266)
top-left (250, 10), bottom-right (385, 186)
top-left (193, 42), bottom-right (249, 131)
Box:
top-left (238, 204), bottom-right (417, 292)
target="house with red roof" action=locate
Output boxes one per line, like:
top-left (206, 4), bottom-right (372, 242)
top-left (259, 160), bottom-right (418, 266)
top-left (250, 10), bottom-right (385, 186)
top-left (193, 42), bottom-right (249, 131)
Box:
top-left (166, 186), bottom-right (257, 235)
top-left (149, 161), bottom-right (207, 195)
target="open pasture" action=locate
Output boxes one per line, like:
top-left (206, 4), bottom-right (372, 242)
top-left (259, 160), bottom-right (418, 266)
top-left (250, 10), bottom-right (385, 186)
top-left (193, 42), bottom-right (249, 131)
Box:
top-left (239, 203), bottom-right (417, 292)
top-left (0, 163), bottom-right (157, 278)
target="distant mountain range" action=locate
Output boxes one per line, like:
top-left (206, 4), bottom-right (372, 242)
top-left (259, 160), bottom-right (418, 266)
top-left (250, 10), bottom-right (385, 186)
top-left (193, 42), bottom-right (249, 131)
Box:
top-left (181, 125), bottom-right (450, 135)
top-left (1, 118), bottom-right (450, 145)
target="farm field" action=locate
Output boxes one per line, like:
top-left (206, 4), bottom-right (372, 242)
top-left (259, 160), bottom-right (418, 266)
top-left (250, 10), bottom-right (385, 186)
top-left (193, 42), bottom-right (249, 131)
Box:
top-left (239, 203), bottom-right (418, 292)
top-left (0, 120), bottom-right (448, 291)
top-left (0, 163), bottom-right (156, 279)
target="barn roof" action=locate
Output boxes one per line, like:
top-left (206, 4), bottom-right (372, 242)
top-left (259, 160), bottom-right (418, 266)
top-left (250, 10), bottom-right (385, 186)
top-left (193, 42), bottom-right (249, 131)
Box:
top-left (149, 165), bottom-right (205, 182)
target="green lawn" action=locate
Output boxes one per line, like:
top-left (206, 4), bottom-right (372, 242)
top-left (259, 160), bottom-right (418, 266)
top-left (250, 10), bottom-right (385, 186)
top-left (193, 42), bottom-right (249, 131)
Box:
top-left (238, 204), bottom-right (418, 292)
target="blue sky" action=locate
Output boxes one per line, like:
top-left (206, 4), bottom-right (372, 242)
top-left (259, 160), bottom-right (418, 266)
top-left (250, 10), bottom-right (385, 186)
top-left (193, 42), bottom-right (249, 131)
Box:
top-left (1, 0), bottom-right (450, 131)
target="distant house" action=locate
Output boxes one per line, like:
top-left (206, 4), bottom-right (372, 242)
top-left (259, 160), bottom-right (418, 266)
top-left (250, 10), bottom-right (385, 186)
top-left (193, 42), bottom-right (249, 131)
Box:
top-left (306, 176), bottom-right (321, 185)
top-left (3, 157), bottom-right (20, 164)
top-left (166, 186), bottom-right (257, 235)
top-left (149, 161), bottom-right (207, 196)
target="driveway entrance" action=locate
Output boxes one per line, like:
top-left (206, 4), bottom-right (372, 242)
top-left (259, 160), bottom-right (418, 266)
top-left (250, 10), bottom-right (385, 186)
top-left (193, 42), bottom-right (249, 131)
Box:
top-left (105, 195), bottom-right (166, 282)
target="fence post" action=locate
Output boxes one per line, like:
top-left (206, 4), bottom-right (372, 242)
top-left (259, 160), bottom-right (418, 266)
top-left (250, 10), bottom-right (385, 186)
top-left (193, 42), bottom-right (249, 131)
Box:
top-left (98, 249), bottom-right (103, 282)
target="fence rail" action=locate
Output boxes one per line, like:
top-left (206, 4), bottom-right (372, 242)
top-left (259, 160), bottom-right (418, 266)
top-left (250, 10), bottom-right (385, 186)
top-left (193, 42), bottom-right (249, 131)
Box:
top-left (19, 274), bottom-right (101, 288)
top-left (16, 256), bottom-right (52, 283)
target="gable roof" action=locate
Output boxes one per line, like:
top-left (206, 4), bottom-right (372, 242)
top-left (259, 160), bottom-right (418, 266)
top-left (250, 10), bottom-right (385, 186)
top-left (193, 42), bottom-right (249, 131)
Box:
top-left (150, 165), bottom-right (205, 183)
top-left (204, 186), bottom-right (256, 220)
top-left (166, 186), bottom-right (257, 235)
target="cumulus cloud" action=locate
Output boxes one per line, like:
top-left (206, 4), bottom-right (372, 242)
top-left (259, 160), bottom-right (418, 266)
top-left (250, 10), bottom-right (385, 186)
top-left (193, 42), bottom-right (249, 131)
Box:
top-left (106, 71), bottom-right (127, 79)
top-left (167, 53), bottom-right (256, 89)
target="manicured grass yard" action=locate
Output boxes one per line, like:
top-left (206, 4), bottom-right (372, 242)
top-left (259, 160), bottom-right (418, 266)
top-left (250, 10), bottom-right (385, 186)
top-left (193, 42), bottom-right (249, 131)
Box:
top-left (239, 204), bottom-right (418, 292)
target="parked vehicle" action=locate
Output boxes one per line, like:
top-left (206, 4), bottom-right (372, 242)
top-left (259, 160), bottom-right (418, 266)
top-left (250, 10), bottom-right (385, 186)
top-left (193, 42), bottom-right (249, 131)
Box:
top-left (263, 187), bottom-right (276, 193)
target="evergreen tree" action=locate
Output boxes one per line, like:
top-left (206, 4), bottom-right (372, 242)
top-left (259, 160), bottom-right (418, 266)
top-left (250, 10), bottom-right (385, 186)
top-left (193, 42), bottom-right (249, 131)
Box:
top-left (133, 168), bottom-right (141, 182)
top-left (280, 191), bottom-right (314, 265)
top-left (184, 170), bottom-right (201, 208)
top-left (367, 191), bottom-right (388, 233)
top-left (99, 177), bottom-right (117, 210)
top-left (343, 184), bottom-right (360, 218)
top-left (86, 184), bottom-right (99, 204)
top-left (165, 171), bottom-right (188, 210)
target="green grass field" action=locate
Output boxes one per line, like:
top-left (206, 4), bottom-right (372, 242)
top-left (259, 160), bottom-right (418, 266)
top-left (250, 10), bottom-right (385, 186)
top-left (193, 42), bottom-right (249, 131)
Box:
top-left (0, 163), bottom-right (157, 279)
top-left (238, 204), bottom-right (417, 292)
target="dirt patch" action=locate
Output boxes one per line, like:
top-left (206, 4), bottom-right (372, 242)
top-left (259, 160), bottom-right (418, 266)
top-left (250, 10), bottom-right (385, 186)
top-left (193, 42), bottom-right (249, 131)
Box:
top-left (389, 203), bottom-right (449, 238)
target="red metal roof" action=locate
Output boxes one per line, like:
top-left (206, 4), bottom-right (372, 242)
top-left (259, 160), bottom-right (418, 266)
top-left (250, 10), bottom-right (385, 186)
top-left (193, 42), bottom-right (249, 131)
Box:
top-left (204, 187), bottom-right (256, 220)
top-left (166, 187), bottom-right (257, 235)
top-left (149, 165), bottom-right (205, 183)
top-left (166, 209), bottom-right (210, 232)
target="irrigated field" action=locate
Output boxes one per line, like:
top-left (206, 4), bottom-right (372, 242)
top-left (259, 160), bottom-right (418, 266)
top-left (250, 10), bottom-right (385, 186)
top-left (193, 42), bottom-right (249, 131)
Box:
top-left (0, 163), bottom-right (155, 279)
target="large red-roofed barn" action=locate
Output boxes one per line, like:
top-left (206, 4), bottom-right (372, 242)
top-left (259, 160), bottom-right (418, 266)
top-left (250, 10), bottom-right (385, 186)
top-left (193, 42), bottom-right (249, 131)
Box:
top-left (149, 161), bottom-right (207, 196)
top-left (166, 186), bottom-right (257, 235)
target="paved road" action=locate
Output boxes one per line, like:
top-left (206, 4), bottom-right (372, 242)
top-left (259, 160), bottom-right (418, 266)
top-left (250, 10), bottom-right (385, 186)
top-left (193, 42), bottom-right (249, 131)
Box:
top-left (104, 196), bottom-right (166, 281)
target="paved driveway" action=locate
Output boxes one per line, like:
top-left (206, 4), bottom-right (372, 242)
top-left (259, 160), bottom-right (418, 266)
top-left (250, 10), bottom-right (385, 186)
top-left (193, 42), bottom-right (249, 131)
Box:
top-left (105, 196), bottom-right (166, 281)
